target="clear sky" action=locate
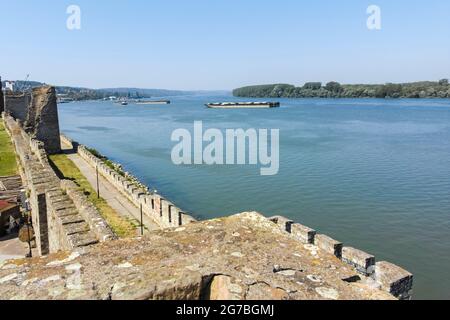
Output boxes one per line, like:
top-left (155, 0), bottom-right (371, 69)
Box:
top-left (1, 0), bottom-right (449, 90)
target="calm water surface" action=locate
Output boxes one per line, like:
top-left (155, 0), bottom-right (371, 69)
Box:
top-left (58, 96), bottom-right (450, 299)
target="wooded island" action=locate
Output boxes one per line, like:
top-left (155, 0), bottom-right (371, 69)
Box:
top-left (233, 80), bottom-right (450, 99)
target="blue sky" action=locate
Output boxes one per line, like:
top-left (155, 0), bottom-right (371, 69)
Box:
top-left (1, 0), bottom-right (449, 90)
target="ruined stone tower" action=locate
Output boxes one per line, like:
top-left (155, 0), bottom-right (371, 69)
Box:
top-left (25, 86), bottom-right (61, 154)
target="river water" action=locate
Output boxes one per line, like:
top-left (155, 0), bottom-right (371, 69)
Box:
top-left (58, 95), bottom-right (450, 299)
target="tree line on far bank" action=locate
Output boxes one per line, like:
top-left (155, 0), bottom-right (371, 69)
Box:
top-left (232, 80), bottom-right (450, 99)
top-left (1, 81), bottom-right (191, 101)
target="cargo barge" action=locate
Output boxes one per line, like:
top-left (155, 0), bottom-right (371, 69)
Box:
top-left (206, 102), bottom-right (280, 109)
top-left (135, 100), bottom-right (171, 105)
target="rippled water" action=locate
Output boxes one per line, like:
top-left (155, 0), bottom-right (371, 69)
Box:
top-left (58, 96), bottom-right (450, 299)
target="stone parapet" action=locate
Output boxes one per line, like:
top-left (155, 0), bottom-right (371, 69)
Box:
top-left (315, 234), bottom-right (343, 259)
top-left (268, 216), bottom-right (293, 233)
top-left (291, 223), bottom-right (316, 244)
top-left (76, 143), bottom-right (197, 229)
top-left (60, 134), bottom-right (77, 150)
top-left (375, 261), bottom-right (413, 300)
top-left (267, 215), bottom-right (413, 300)
top-left (342, 247), bottom-right (375, 276)
top-left (0, 212), bottom-right (398, 300)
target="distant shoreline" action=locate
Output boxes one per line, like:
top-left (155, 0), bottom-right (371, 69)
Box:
top-left (233, 80), bottom-right (450, 99)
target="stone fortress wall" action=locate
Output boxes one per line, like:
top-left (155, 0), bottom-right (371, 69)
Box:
top-left (2, 87), bottom-right (115, 256)
top-left (61, 135), bottom-right (197, 229)
top-left (1, 85), bottom-right (413, 300)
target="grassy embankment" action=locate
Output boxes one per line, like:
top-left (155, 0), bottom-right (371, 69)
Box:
top-left (0, 119), bottom-right (18, 176)
top-left (49, 154), bottom-right (137, 238)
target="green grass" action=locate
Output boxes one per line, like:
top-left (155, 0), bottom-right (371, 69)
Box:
top-left (49, 154), bottom-right (137, 238)
top-left (0, 119), bottom-right (18, 176)
top-left (86, 147), bottom-right (125, 176)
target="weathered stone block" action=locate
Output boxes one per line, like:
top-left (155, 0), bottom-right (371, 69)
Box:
top-left (68, 231), bottom-right (99, 248)
top-left (291, 223), bottom-right (316, 244)
top-left (56, 208), bottom-right (78, 218)
top-left (65, 221), bottom-right (90, 235)
top-left (342, 247), bottom-right (375, 276)
top-left (206, 275), bottom-right (244, 300)
top-left (180, 213), bottom-right (197, 225)
top-left (60, 214), bottom-right (85, 225)
top-left (268, 216), bottom-right (293, 233)
top-left (314, 234), bottom-right (343, 258)
top-left (374, 261), bottom-right (413, 300)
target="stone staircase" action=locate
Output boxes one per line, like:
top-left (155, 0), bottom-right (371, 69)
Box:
top-left (6, 117), bottom-right (100, 251)
top-left (46, 188), bottom-right (99, 248)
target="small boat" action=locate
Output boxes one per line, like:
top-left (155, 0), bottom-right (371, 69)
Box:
top-left (121, 101), bottom-right (128, 106)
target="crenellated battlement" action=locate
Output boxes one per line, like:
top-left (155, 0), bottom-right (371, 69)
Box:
top-left (268, 215), bottom-right (413, 299)
top-left (73, 140), bottom-right (197, 229)
top-left (0, 212), bottom-right (404, 300)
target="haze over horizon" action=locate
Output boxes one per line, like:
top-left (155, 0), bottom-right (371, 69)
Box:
top-left (1, 0), bottom-right (449, 90)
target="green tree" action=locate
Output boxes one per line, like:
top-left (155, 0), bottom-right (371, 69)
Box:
top-left (325, 81), bottom-right (343, 93)
top-left (303, 82), bottom-right (322, 90)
